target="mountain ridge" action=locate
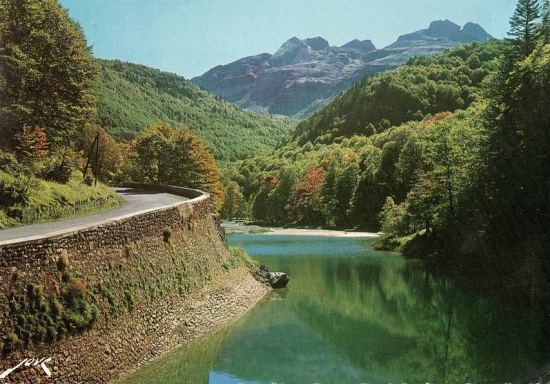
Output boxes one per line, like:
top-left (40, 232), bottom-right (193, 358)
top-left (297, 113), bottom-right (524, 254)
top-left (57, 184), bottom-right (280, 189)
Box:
top-left (192, 20), bottom-right (492, 117)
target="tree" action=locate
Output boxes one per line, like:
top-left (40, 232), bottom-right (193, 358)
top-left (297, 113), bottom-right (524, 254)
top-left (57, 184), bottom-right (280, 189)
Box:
top-left (132, 123), bottom-right (224, 210)
top-left (78, 123), bottom-right (125, 183)
top-left (0, 0), bottom-right (97, 147)
top-left (221, 181), bottom-right (247, 220)
top-left (15, 126), bottom-right (48, 164)
top-left (507, 0), bottom-right (541, 57)
top-left (288, 167), bottom-right (327, 225)
top-left (252, 176), bottom-right (279, 223)
top-left (539, 0), bottom-right (550, 43)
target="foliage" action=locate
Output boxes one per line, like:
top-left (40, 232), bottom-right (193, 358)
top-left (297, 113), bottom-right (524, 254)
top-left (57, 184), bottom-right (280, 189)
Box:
top-left (221, 181), bottom-right (248, 220)
top-left (95, 60), bottom-right (295, 161)
top-left (0, 169), bottom-right (121, 229)
top-left (288, 167), bottom-right (327, 226)
top-left (40, 149), bottom-right (81, 184)
top-left (225, 247), bottom-right (258, 271)
top-left (0, 0), bottom-right (97, 147)
top-left (292, 41), bottom-right (503, 145)
top-left (376, 2), bottom-right (550, 305)
top-left (77, 123), bottom-right (126, 183)
top-left (508, 0), bottom-right (541, 57)
top-left (129, 123), bottom-right (224, 210)
top-left (4, 277), bottom-right (99, 353)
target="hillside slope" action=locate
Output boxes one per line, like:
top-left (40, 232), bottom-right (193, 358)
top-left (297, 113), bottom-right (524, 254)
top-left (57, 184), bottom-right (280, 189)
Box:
top-left (94, 60), bottom-right (294, 161)
top-left (292, 40), bottom-right (503, 144)
top-left (221, 40), bottom-right (504, 227)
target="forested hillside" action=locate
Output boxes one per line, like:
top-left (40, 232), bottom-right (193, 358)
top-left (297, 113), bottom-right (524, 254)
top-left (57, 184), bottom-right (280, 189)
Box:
top-left (222, 41), bottom-right (501, 226)
top-left (0, 0), bottom-right (228, 231)
top-left (221, 0), bottom-right (550, 305)
top-left (95, 60), bottom-right (294, 161)
top-left (292, 40), bottom-right (503, 144)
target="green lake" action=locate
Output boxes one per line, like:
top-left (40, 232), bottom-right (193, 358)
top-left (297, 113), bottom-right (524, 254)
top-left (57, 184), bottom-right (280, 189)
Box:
top-left (121, 234), bottom-right (550, 384)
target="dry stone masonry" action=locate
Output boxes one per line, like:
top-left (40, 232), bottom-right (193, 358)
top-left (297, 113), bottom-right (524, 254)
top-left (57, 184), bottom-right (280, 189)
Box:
top-left (0, 183), bottom-right (269, 383)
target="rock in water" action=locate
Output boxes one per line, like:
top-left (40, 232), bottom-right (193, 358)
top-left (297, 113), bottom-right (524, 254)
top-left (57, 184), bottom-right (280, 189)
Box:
top-left (268, 272), bottom-right (290, 288)
top-left (253, 268), bottom-right (289, 288)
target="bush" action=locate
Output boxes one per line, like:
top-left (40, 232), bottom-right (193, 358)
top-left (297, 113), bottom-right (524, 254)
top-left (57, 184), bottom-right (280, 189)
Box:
top-left (0, 171), bottom-right (30, 208)
top-left (162, 227), bottom-right (172, 243)
top-left (227, 247), bottom-right (257, 270)
top-left (61, 278), bottom-right (99, 331)
top-left (0, 150), bottom-right (23, 174)
top-left (41, 150), bottom-right (81, 184)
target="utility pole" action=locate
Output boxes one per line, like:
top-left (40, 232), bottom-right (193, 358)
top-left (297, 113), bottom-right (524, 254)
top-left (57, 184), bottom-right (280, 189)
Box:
top-left (83, 131), bottom-right (100, 185)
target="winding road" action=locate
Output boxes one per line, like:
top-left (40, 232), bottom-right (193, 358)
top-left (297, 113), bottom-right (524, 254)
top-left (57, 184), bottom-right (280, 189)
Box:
top-left (0, 187), bottom-right (188, 245)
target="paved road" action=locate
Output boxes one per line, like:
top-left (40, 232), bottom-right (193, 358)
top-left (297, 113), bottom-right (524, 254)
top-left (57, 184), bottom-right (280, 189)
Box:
top-left (0, 187), bottom-right (189, 245)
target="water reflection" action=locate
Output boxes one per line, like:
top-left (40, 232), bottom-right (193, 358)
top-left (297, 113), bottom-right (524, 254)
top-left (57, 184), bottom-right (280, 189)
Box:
top-left (121, 235), bottom-right (549, 384)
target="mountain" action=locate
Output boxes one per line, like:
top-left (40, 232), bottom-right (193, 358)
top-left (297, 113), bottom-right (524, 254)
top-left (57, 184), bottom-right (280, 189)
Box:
top-left (94, 60), bottom-right (294, 161)
top-left (361, 20), bottom-right (493, 68)
top-left (192, 20), bottom-right (492, 118)
top-left (292, 40), bottom-right (503, 145)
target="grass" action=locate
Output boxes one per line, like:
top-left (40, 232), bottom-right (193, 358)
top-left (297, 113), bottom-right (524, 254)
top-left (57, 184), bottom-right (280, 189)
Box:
top-left (224, 247), bottom-right (258, 271)
top-left (4, 274), bottom-right (99, 354)
top-left (0, 170), bottom-right (122, 229)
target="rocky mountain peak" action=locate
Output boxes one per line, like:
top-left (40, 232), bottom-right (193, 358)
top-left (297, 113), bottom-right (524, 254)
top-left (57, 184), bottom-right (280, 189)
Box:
top-left (460, 22), bottom-right (492, 41)
top-left (427, 19), bottom-right (461, 36)
top-left (192, 20), bottom-right (493, 117)
top-left (341, 39), bottom-right (376, 54)
top-left (304, 37), bottom-right (330, 51)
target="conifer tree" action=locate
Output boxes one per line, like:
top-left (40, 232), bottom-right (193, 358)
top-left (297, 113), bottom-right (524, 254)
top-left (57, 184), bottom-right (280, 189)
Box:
top-left (539, 0), bottom-right (550, 43)
top-left (507, 0), bottom-right (541, 56)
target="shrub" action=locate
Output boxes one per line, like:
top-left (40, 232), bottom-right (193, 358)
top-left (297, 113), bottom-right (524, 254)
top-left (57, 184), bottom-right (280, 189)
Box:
top-left (41, 150), bottom-right (80, 184)
top-left (83, 175), bottom-right (94, 186)
top-left (162, 227), bottom-right (172, 243)
top-left (0, 171), bottom-right (30, 208)
top-left (57, 252), bottom-right (70, 272)
top-left (0, 150), bottom-right (23, 174)
top-left (62, 279), bottom-right (99, 331)
top-left (228, 247), bottom-right (257, 270)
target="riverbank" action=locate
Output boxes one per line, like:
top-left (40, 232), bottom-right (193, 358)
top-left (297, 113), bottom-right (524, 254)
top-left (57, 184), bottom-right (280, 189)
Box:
top-left (113, 267), bottom-right (270, 383)
top-left (0, 185), bottom-right (270, 384)
top-left (222, 221), bottom-right (379, 238)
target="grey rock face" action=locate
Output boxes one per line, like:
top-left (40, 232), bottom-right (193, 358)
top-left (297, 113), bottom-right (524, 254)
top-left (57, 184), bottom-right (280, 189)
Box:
top-left (192, 20), bottom-right (492, 117)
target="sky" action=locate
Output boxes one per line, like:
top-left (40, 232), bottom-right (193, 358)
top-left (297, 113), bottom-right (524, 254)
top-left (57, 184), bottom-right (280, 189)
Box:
top-left (60, 0), bottom-right (518, 79)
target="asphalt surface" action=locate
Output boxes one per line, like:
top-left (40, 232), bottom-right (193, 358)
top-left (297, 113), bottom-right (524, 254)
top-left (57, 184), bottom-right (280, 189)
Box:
top-left (0, 187), bottom-right (189, 245)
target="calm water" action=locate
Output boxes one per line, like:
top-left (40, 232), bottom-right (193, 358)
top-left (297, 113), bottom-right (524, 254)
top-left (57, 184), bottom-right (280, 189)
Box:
top-left (121, 235), bottom-right (550, 384)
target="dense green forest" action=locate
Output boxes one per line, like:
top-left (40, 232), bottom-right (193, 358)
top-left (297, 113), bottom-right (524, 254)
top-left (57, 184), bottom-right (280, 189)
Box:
top-left (292, 40), bottom-right (503, 144)
top-left (95, 60), bottom-right (294, 161)
top-left (222, 41), bottom-right (501, 226)
top-left (222, 0), bottom-right (550, 305)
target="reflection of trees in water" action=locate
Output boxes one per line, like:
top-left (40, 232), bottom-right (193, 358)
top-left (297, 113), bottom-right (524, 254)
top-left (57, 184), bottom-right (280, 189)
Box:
top-left (288, 256), bottom-right (550, 383)
top-left (120, 323), bottom-right (237, 384)
top-left (122, 252), bottom-right (550, 384)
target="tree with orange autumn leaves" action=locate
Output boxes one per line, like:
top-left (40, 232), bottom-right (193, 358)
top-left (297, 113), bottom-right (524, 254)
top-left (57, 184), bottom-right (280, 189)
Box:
top-left (287, 167), bottom-right (327, 225)
top-left (129, 123), bottom-right (224, 211)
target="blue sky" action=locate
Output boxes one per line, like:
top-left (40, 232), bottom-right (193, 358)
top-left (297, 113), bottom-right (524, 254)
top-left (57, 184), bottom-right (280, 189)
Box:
top-left (60, 0), bottom-right (517, 78)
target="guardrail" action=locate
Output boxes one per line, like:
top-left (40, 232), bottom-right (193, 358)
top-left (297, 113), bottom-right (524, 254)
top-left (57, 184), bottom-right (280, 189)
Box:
top-left (0, 183), bottom-right (210, 247)
top-left (120, 182), bottom-right (209, 201)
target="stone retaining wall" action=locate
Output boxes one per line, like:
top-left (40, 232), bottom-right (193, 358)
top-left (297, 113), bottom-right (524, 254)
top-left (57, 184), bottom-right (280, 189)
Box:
top-left (0, 184), bottom-right (269, 383)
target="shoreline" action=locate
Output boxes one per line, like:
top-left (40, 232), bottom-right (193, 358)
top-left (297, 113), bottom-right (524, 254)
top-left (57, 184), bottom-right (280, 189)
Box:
top-left (222, 222), bottom-right (380, 238)
top-left (266, 228), bottom-right (379, 238)
top-left (113, 267), bottom-right (270, 383)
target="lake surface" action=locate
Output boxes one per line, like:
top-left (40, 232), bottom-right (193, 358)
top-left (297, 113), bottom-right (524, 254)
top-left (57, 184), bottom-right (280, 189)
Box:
top-left (121, 234), bottom-right (550, 384)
